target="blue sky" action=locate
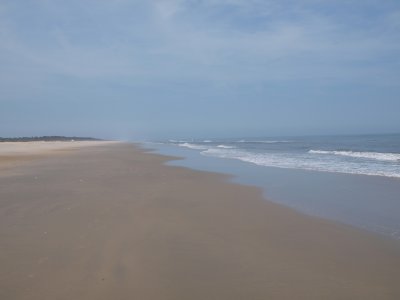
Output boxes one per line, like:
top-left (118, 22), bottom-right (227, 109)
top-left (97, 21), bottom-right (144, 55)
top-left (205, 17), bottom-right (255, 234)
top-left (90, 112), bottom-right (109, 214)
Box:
top-left (1, 0), bottom-right (399, 139)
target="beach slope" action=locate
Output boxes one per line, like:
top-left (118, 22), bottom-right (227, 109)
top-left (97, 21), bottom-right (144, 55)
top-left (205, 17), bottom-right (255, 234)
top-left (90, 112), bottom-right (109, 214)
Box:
top-left (1, 142), bottom-right (400, 300)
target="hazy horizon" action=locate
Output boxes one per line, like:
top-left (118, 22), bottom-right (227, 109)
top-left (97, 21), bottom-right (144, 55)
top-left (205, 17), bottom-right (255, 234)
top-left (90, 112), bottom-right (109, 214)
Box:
top-left (2, 132), bottom-right (400, 142)
top-left (1, 1), bottom-right (400, 140)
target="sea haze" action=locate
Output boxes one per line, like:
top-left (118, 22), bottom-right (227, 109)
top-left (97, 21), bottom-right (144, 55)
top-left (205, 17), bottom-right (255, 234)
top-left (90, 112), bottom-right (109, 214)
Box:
top-left (146, 134), bottom-right (400, 240)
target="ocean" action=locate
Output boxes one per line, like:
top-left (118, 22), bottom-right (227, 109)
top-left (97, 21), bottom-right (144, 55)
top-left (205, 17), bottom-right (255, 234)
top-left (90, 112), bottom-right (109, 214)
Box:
top-left (146, 134), bottom-right (400, 239)
top-left (166, 134), bottom-right (400, 178)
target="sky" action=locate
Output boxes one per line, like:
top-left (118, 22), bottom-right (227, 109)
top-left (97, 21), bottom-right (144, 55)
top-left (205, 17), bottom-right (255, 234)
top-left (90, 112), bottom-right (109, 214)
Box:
top-left (1, 0), bottom-right (400, 140)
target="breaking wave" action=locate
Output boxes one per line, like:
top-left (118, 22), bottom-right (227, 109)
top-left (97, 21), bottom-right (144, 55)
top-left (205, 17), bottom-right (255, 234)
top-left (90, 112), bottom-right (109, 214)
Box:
top-left (309, 150), bottom-right (400, 162)
top-left (178, 143), bottom-right (208, 150)
top-left (201, 148), bottom-right (400, 178)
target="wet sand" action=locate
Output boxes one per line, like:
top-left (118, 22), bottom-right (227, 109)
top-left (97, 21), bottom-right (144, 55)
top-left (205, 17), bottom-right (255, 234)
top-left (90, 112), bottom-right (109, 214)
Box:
top-left (1, 142), bottom-right (400, 299)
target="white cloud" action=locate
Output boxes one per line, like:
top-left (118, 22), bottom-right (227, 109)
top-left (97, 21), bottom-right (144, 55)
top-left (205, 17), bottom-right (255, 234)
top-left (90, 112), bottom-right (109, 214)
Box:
top-left (1, 0), bottom-right (399, 89)
top-left (153, 0), bottom-right (185, 19)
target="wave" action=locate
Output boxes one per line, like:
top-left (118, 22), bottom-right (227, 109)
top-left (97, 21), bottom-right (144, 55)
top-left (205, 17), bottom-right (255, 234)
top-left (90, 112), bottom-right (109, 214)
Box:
top-left (178, 143), bottom-right (208, 150)
top-left (236, 140), bottom-right (292, 144)
top-left (168, 139), bottom-right (189, 143)
top-left (169, 142), bottom-right (400, 178)
top-left (309, 150), bottom-right (400, 162)
top-left (177, 143), bottom-right (235, 150)
top-left (201, 148), bottom-right (400, 178)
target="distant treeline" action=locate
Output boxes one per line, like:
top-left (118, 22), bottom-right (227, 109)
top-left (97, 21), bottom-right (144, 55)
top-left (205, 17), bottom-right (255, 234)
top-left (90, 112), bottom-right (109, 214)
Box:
top-left (0, 136), bottom-right (102, 142)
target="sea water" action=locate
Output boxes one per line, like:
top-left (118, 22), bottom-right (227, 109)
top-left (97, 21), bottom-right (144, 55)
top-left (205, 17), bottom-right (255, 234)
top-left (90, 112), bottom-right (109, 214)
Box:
top-left (167, 134), bottom-right (400, 178)
top-left (145, 134), bottom-right (400, 239)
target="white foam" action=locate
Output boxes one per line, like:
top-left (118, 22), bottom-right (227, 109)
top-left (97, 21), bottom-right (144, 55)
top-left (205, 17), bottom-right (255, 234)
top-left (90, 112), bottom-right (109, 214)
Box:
top-left (217, 145), bottom-right (235, 149)
top-left (169, 139), bottom-right (188, 143)
top-left (236, 140), bottom-right (292, 144)
top-left (201, 148), bottom-right (400, 178)
top-left (178, 143), bottom-right (208, 150)
top-left (309, 150), bottom-right (400, 162)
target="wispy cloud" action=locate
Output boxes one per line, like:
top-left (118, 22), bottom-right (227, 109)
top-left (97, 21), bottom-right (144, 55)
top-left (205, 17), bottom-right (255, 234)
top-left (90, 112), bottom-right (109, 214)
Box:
top-left (1, 0), bottom-right (400, 137)
top-left (0, 0), bottom-right (399, 108)
top-left (1, 0), bottom-right (399, 88)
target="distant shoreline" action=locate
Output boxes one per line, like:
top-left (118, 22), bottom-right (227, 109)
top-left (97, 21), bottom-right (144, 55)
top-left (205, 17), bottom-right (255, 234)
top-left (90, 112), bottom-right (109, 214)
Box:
top-left (0, 136), bottom-right (102, 142)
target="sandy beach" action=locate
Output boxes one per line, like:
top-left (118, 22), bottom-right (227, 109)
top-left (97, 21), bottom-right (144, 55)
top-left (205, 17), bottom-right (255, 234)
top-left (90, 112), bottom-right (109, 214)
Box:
top-left (1, 142), bottom-right (400, 300)
top-left (0, 141), bottom-right (117, 171)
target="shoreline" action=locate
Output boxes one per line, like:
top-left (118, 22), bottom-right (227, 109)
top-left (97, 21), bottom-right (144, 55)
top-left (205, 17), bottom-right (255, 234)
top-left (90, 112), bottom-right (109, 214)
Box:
top-left (1, 142), bottom-right (400, 299)
top-left (149, 142), bottom-right (400, 240)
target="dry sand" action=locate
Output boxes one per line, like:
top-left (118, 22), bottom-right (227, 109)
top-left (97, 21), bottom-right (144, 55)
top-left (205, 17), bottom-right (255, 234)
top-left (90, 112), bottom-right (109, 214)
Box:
top-left (1, 142), bottom-right (400, 300)
top-left (0, 141), bottom-right (118, 172)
